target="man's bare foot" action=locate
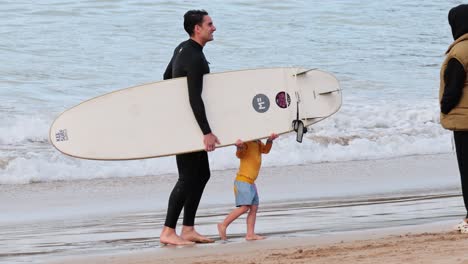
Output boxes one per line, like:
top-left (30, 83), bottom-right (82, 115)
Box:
top-left (245, 234), bottom-right (265, 241)
top-left (181, 226), bottom-right (215, 243)
top-left (160, 227), bottom-right (195, 245)
top-left (217, 223), bottom-right (227, 240)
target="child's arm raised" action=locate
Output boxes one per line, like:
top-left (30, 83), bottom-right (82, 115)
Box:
top-left (235, 139), bottom-right (247, 158)
top-left (261, 133), bottom-right (278, 154)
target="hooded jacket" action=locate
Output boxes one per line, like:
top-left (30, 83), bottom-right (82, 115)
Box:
top-left (440, 4), bottom-right (468, 130)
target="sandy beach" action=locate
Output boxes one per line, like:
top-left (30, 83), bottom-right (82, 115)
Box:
top-left (2, 153), bottom-right (468, 263)
top-left (57, 224), bottom-right (468, 264)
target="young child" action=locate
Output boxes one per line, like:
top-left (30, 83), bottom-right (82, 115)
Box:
top-left (217, 133), bottom-right (278, 240)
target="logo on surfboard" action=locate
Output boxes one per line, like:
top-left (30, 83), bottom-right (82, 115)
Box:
top-left (55, 129), bottom-right (69, 142)
top-left (275, 92), bottom-right (291, 108)
top-left (252, 94), bottom-right (270, 113)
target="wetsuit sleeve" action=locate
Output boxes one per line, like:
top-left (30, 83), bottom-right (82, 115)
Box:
top-left (236, 144), bottom-right (248, 159)
top-left (163, 57), bottom-right (173, 80)
top-left (441, 58), bottom-right (466, 114)
top-left (186, 56), bottom-right (212, 135)
top-left (261, 140), bottom-right (273, 154)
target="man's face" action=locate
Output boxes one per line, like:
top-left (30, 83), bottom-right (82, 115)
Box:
top-left (195, 15), bottom-right (216, 42)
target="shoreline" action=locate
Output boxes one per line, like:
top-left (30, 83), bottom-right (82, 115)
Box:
top-left (55, 221), bottom-right (468, 264)
top-left (1, 153), bottom-right (466, 264)
top-left (0, 153), bottom-right (461, 222)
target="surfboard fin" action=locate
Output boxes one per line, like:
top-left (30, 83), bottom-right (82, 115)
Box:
top-left (318, 88), bottom-right (340, 95)
top-left (293, 68), bottom-right (317, 77)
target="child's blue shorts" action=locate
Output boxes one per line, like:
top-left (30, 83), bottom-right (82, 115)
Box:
top-left (234, 180), bottom-right (259, 207)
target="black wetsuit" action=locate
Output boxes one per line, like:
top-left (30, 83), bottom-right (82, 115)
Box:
top-left (163, 39), bottom-right (211, 228)
top-left (442, 4), bottom-right (468, 218)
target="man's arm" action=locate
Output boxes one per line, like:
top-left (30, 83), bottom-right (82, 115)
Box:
top-left (441, 58), bottom-right (466, 114)
top-left (186, 56), bottom-right (212, 135)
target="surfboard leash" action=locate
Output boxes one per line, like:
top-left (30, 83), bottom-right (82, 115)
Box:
top-left (292, 91), bottom-right (307, 143)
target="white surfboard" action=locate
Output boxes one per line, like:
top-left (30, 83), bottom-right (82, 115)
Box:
top-left (49, 67), bottom-right (341, 160)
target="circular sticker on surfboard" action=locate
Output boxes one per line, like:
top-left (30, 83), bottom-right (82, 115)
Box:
top-left (252, 94), bottom-right (270, 113)
top-left (275, 92), bottom-right (291, 108)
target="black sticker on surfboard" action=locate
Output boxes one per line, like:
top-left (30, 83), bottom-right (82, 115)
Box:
top-left (275, 92), bottom-right (291, 108)
top-left (252, 94), bottom-right (270, 113)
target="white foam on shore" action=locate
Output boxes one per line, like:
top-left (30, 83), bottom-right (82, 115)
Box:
top-left (0, 97), bottom-right (453, 184)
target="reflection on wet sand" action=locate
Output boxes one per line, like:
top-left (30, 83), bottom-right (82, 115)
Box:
top-left (1, 192), bottom-right (463, 263)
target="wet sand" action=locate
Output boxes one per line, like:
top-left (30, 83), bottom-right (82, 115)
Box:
top-left (1, 153), bottom-right (467, 263)
top-left (58, 223), bottom-right (468, 264)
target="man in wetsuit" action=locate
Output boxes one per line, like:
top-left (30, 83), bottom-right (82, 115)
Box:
top-left (159, 10), bottom-right (219, 245)
top-left (439, 4), bottom-right (468, 233)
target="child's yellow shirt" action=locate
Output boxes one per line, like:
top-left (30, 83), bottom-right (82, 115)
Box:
top-left (235, 140), bottom-right (272, 184)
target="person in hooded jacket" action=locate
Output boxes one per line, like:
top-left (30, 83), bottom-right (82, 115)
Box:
top-left (439, 4), bottom-right (468, 233)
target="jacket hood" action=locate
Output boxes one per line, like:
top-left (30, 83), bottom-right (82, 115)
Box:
top-left (449, 4), bottom-right (468, 40)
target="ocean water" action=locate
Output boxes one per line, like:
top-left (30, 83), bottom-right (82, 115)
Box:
top-left (0, 0), bottom-right (463, 184)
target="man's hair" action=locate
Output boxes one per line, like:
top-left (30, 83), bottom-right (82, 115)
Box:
top-left (184, 10), bottom-right (209, 36)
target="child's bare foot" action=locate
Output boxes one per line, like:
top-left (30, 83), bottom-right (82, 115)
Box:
top-left (245, 234), bottom-right (265, 241)
top-left (217, 223), bottom-right (227, 240)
